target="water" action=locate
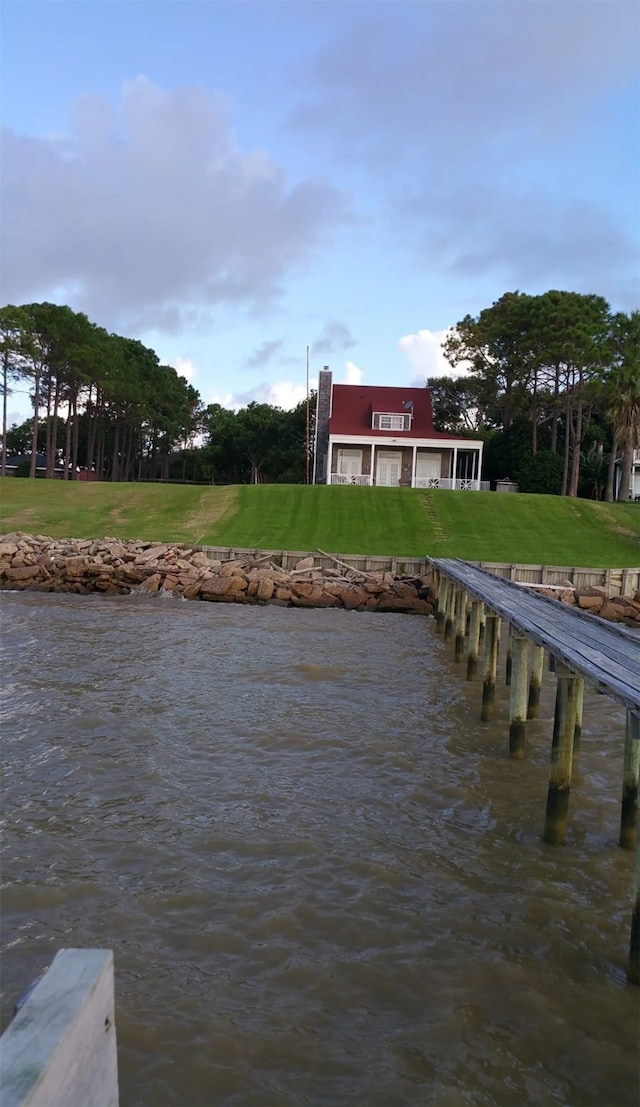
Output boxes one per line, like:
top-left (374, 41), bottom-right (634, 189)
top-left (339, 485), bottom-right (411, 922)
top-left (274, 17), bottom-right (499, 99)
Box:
top-left (0, 591), bottom-right (637, 1106)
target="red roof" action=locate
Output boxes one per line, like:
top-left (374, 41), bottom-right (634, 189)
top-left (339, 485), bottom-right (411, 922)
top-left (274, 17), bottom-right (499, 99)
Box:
top-left (328, 384), bottom-right (460, 440)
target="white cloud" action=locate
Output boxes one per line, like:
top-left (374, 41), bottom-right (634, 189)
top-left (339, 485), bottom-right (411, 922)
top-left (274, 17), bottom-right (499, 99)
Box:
top-left (1, 77), bottom-right (351, 330)
top-left (398, 327), bottom-right (471, 381)
top-left (171, 356), bottom-right (197, 382)
top-left (344, 360), bottom-right (362, 385)
top-left (206, 379), bottom-right (316, 412)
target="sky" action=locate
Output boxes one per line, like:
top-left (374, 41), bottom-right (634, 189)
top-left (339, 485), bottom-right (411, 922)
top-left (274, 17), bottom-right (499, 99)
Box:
top-left (1, 0), bottom-right (639, 425)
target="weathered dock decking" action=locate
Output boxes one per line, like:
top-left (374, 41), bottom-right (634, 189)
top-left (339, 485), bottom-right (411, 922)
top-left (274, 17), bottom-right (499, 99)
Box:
top-left (431, 557), bottom-right (640, 711)
top-left (429, 558), bottom-right (640, 986)
top-left (0, 949), bottom-right (118, 1107)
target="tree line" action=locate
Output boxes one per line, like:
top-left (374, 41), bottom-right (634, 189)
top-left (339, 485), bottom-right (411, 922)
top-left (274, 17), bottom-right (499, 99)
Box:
top-left (1, 292), bottom-right (638, 496)
top-left (0, 302), bottom-right (312, 484)
top-left (432, 290), bottom-right (639, 501)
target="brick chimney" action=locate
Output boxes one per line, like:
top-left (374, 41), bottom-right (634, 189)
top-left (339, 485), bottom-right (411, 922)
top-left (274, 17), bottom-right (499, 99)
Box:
top-left (313, 367), bottom-right (332, 484)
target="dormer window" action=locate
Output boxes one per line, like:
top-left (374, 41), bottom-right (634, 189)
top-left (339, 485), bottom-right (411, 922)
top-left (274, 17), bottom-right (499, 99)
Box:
top-left (372, 412), bottom-right (412, 431)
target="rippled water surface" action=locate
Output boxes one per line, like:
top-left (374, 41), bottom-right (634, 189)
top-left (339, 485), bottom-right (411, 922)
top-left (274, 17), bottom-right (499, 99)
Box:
top-left (1, 591), bottom-right (638, 1106)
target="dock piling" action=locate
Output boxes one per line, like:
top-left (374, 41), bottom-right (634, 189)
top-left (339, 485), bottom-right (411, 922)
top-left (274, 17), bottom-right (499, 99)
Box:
top-left (466, 600), bottom-right (483, 680)
top-left (527, 644), bottom-right (545, 719)
top-left (481, 614), bottom-right (500, 722)
top-left (454, 586), bottom-right (467, 662)
top-left (620, 709), bottom-right (640, 851)
top-left (443, 581), bottom-right (454, 643)
top-left (543, 664), bottom-right (583, 845)
top-left (508, 632), bottom-right (529, 759)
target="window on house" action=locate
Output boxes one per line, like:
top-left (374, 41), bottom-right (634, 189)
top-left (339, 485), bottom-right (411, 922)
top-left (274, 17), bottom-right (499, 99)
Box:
top-left (372, 412), bottom-right (411, 431)
top-left (337, 448), bottom-right (362, 475)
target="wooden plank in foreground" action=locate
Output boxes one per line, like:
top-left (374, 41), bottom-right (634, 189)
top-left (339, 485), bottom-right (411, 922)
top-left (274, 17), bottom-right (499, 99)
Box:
top-left (0, 949), bottom-right (119, 1107)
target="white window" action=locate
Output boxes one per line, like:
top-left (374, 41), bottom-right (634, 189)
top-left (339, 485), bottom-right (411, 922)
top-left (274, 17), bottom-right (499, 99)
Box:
top-left (372, 412), bottom-right (411, 431)
top-left (337, 448), bottom-right (362, 476)
top-left (416, 454), bottom-right (441, 481)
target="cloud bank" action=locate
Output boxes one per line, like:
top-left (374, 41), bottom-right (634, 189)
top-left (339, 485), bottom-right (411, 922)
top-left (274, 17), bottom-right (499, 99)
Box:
top-left (1, 77), bottom-right (351, 330)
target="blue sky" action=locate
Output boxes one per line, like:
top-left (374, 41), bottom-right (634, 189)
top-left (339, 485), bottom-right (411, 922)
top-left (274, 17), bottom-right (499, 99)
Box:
top-left (2, 0), bottom-right (639, 424)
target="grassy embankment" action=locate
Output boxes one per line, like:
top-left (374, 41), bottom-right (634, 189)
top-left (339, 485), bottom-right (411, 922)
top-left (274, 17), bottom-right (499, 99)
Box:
top-left (0, 479), bottom-right (638, 566)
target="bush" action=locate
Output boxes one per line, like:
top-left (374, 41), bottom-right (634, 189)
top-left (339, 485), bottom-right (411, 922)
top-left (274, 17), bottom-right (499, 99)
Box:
top-left (516, 450), bottom-right (564, 495)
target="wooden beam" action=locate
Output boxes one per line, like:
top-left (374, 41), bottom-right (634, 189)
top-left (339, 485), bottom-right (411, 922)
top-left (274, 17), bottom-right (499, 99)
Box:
top-left (0, 949), bottom-right (119, 1107)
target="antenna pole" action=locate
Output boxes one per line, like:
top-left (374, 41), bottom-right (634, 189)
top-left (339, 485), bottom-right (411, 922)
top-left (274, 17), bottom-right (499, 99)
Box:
top-left (305, 345), bottom-right (310, 485)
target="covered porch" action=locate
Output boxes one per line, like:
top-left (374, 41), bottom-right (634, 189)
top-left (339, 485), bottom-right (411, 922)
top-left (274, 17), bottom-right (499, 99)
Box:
top-left (329, 442), bottom-right (488, 489)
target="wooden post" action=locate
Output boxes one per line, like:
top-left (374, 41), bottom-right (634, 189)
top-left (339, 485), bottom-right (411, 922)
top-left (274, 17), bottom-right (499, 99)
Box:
top-left (620, 709), bottom-right (640, 851)
top-left (454, 586), bottom-right (467, 663)
top-left (466, 600), bottom-right (483, 680)
top-left (527, 644), bottom-right (545, 719)
top-left (435, 576), bottom-right (448, 634)
top-left (509, 632), bottom-right (529, 759)
top-left (505, 623), bottom-right (512, 686)
top-left (431, 569), bottom-right (440, 614)
top-left (481, 614), bottom-right (500, 722)
top-left (572, 678), bottom-right (584, 756)
top-left (0, 949), bottom-right (119, 1107)
top-left (478, 607), bottom-right (486, 647)
top-left (543, 665), bottom-right (582, 845)
top-left (443, 581), bottom-right (455, 643)
top-left (628, 841), bottom-right (640, 985)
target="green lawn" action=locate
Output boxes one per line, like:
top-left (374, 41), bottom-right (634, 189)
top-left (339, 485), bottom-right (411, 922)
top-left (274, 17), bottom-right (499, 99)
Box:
top-left (1, 479), bottom-right (638, 566)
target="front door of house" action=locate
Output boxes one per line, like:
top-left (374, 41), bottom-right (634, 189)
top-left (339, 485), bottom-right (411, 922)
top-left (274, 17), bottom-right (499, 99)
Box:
top-left (376, 451), bottom-right (401, 486)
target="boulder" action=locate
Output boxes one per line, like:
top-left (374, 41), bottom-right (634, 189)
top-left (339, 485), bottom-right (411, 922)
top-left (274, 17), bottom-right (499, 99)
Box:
top-left (138, 573), bottom-right (162, 593)
top-left (599, 601), bottom-right (624, 622)
top-left (256, 577), bottom-right (275, 602)
top-left (577, 594), bottom-right (603, 613)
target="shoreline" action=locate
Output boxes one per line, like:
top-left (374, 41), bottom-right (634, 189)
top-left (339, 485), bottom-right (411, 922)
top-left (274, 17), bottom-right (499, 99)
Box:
top-left (2, 533), bottom-right (639, 625)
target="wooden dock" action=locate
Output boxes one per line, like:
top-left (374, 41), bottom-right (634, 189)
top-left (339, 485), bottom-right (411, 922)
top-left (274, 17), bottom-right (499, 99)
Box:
top-left (429, 557), bottom-right (640, 985)
top-left (0, 949), bottom-right (119, 1107)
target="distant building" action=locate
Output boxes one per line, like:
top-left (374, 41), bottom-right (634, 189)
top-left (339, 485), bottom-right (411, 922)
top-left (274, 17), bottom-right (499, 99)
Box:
top-left (313, 369), bottom-right (487, 489)
top-left (3, 453), bottom-right (65, 478)
top-left (614, 448), bottom-right (640, 501)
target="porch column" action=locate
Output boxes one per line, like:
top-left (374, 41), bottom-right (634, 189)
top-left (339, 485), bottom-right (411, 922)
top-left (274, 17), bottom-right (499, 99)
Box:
top-left (371, 443), bottom-right (376, 487)
top-left (452, 446), bottom-right (458, 489)
top-left (411, 445), bottom-right (417, 488)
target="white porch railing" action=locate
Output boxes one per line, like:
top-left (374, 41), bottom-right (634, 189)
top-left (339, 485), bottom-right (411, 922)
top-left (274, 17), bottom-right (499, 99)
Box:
top-left (330, 474), bottom-right (490, 490)
top-left (330, 473), bottom-right (373, 485)
top-left (414, 477), bottom-right (490, 491)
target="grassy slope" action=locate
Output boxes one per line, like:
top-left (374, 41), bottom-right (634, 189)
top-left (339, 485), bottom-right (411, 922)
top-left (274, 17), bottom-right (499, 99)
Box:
top-left (0, 479), bottom-right (638, 565)
top-left (0, 479), bottom-right (238, 545)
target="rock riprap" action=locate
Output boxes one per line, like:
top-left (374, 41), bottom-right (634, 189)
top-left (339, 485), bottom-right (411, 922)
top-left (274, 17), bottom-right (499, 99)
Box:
top-left (2, 534), bottom-right (639, 624)
top-left (0, 534), bottom-right (434, 615)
